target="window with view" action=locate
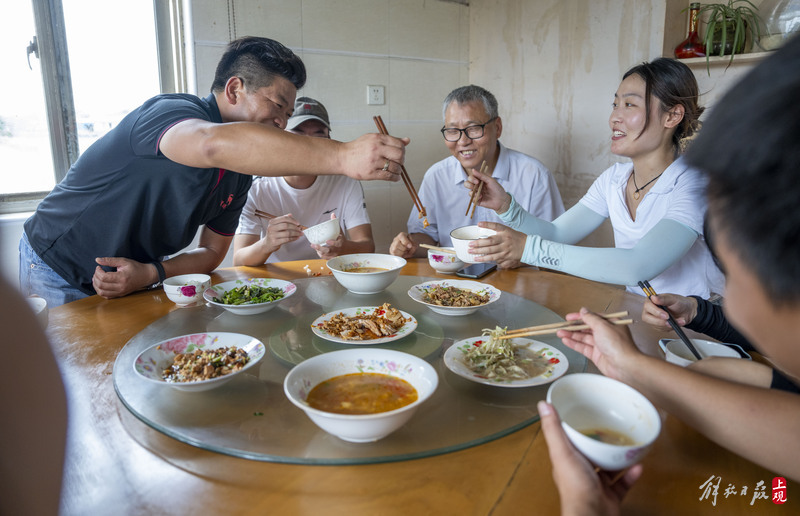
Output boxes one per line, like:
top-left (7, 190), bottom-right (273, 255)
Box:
top-left (0, 0), bottom-right (163, 206)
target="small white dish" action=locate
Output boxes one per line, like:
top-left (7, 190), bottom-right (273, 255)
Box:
top-left (133, 332), bottom-right (265, 392)
top-left (444, 337), bottom-right (568, 387)
top-left (26, 296), bottom-right (48, 329)
top-left (310, 306), bottom-right (418, 345)
top-left (547, 373), bottom-right (661, 471)
top-left (204, 278), bottom-right (296, 315)
top-left (450, 225), bottom-right (497, 264)
top-left (427, 247), bottom-right (464, 274)
top-left (303, 217), bottom-right (340, 246)
top-left (407, 280), bottom-right (501, 316)
top-left (163, 274), bottom-right (211, 307)
top-left (283, 348), bottom-right (438, 442)
top-left (658, 338), bottom-right (749, 367)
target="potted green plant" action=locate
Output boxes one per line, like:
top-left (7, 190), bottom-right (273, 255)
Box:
top-left (693, 0), bottom-right (763, 67)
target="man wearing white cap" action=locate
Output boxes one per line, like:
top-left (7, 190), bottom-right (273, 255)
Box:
top-left (233, 97), bottom-right (375, 264)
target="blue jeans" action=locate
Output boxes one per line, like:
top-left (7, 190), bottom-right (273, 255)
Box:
top-left (19, 231), bottom-right (88, 308)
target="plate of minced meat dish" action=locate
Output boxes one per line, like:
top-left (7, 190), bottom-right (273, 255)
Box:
top-left (407, 280), bottom-right (501, 316)
top-left (311, 303), bottom-right (418, 345)
top-left (444, 326), bottom-right (568, 387)
top-left (133, 332), bottom-right (265, 392)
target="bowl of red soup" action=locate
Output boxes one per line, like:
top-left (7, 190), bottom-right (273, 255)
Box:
top-left (326, 253), bottom-right (406, 294)
top-left (284, 348), bottom-right (438, 442)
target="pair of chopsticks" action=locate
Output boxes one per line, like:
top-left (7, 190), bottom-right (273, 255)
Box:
top-left (420, 244), bottom-right (456, 254)
top-left (372, 116), bottom-right (426, 217)
top-left (638, 280), bottom-right (702, 360)
top-left (464, 160), bottom-right (488, 218)
top-left (496, 311), bottom-right (632, 339)
top-left (254, 209), bottom-right (308, 230)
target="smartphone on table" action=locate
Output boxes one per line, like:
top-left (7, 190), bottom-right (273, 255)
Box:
top-left (456, 262), bottom-right (497, 279)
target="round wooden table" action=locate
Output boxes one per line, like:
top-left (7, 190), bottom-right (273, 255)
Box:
top-left (48, 259), bottom-right (796, 515)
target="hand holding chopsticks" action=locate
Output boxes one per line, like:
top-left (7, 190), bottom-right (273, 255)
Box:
top-left (638, 280), bottom-right (702, 360)
top-left (497, 311), bottom-right (632, 339)
top-left (254, 209), bottom-right (308, 231)
top-left (465, 161), bottom-right (488, 217)
top-left (373, 116), bottom-right (426, 218)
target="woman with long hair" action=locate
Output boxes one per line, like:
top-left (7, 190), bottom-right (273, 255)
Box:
top-left (467, 58), bottom-right (723, 298)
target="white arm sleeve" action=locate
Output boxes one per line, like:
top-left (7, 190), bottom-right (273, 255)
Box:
top-left (520, 218), bottom-right (699, 287)
top-left (499, 195), bottom-right (606, 244)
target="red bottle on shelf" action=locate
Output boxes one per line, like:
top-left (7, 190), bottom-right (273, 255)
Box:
top-left (675, 2), bottom-right (706, 59)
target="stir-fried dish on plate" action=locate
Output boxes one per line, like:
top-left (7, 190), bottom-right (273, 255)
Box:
top-left (462, 326), bottom-right (561, 381)
top-left (315, 303), bottom-right (411, 341)
top-left (161, 346), bottom-right (250, 383)
top-left (219, 284), bottom-right (285, 305)
top-left (420, 284), bottom-right (490, 307)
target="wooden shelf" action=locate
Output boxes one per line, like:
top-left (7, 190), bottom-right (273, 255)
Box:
top-left (675, 51), bottom-right (772, 68)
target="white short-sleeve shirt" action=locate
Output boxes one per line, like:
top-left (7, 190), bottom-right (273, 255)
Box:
top-left (407, 142), bottom-right (564, 246)
top-left (236, 175), bottom-right (370, 263)
top-left (579, 158), bottom-right (725, 297)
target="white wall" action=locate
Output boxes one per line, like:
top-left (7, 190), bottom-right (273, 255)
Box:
top-left (2, 0), bottom-right (767, 283)
top-left (1, 213), bottom-right (28, 284)
top-left (188, 0), bottom-right (470, 253)
top-left (467, 0), bottom-right (764, 247)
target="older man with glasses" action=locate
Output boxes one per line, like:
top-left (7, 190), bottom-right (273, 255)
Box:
top-left (389, 84), bottom-right (563, 268)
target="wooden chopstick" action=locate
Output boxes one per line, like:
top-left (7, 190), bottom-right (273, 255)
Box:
top-left (498, 310), bottom-right (633, 339)
top-left (505, 311), bottom-right (629, 335)
top-left (254, 209), bottom-right (308, 230)
top-left (374, 116), bottom-right (425, 216)
top-left (497, 318), bottom-right (633, 339)
top-left (373, 116), bottom-right (427, 217)
top-left (420, 244), bottom-right (456, 254)
top-left (638, 280), bottom-right (703, 360)
top-left (465, 161), bottom-right (488, 217)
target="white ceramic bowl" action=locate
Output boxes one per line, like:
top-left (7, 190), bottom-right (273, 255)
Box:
top-left (547, 373), bottom-right (661, 471)
top-left (450, 225), bottom-right (497, 264)
top-left (163, 274), bottom-right (211, 307)
top-left (303, 217), bottom-right (341, 246)
top-left (326, 253), bottom-right (406, 294)
top-left (658, 338), bottom-right (748, 367)
top-left (203, 278), bottom-right (297, 315)
top-left (26, 296), bottom-right (48, 328)
top-left (284, 348), bottom-right (438, 442)
top-left (407, 279), bottom-right (501, 316)
top-left (427, 247), bottom-right (465, 274)
top-left (133, 332), bottom-right (265, 392)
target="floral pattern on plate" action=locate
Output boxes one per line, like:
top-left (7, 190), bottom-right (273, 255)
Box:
top-left (407, 280), bottom-right (501, 316)
top-left (133, 332), bottom-right (266, 392)
top-left (443, 336), bottom-right (568, 388)
top-left (310, 306), bottom-right (418, 345)
top-left (203, 278), bottom-right (297, 315)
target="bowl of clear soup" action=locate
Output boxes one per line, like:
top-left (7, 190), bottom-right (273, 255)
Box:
top-left (326, 253), bottom-right (406, 294)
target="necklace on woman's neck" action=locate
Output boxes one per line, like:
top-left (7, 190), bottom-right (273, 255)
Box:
top-left (632, 171), bottom-right (663, 200)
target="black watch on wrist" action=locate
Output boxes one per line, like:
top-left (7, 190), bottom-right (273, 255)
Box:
top-left (151, 261), bottom-right (166, 289)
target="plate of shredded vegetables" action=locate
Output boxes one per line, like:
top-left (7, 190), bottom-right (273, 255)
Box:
top-left (311, 304), bottom-right (418, 345)
top-left (407, 280), bottom-right (501, 316)
top-left (204, 278), bottom-right (296, 315)
top-left (444, 326), bottom-right (568, 387)
top-left (133, 332), bottom-right (265, 391)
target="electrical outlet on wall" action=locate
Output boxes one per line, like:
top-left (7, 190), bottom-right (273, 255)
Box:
top-left (367, 85), bottom-right (385, 105)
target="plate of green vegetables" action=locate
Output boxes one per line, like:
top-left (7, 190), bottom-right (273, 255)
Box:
top-left (204, 278), bottom-right (297, 315)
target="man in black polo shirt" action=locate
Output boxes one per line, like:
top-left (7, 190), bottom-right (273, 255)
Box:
top-left (20, 36), bottom-right (407, 307)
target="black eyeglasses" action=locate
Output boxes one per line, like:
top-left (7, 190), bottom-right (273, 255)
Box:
top-left (440, 117), bottom-right (496, 142)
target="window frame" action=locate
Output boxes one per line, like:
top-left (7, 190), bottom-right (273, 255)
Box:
top-left (0, 0), bottom-right (184, 214)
